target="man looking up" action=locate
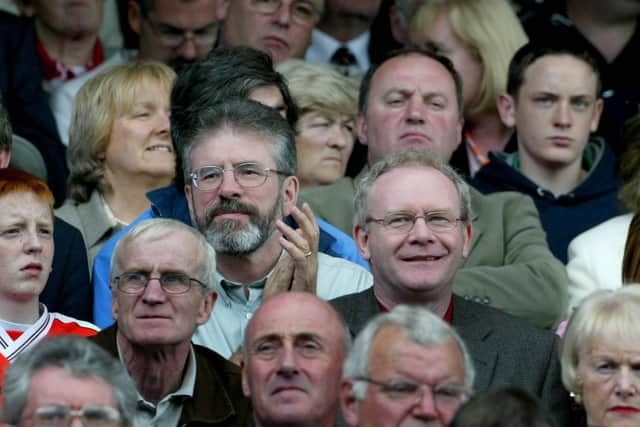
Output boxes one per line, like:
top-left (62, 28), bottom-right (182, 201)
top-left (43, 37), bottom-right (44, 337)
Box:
top-left (242, 292), bottom-right (350, 427)
top-left (91, 218), bottom-right (252, 426)
top-left (299, 47), bottom-right (568, 328)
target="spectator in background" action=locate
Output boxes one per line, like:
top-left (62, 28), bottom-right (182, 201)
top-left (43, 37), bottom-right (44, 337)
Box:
top-left (0, 101), bottom-right (92, 322)
top-left (56, 61), bottom-right (176, 270)
top-left (561, 286), bottom-right (640, 427)
top-left (277, 59), bottom-right (359, 188)
top-left (2, 336), bottom-right (138, 427)
top-left (0, 0), bottom-right (104, 204)
top-left (341, 305), bottom-right (475, 427)
top-left (0, 168), bottom-right (98, 381)
top-left (472, 42), bottom-right (621, 263)
top-left (409, 0), bottom-right (528, 177)
top-left (567, 114), bottom-right (640, 315)
top-left (50, 0), bottom-right (226, 146)
top-left (521, 0), bottom-right (640, 156)
top-left (299, 47), bottom-right (568, 329)
top-left (220, 0), bottom-right (325, 63)
top-left (91, 218), bottom-right (252, 426)
top-left (305, 0), bottom-right (382, 76)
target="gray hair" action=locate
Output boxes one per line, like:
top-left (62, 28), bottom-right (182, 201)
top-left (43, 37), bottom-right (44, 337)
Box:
top-left (354, 148), bottom-right (472, 229)
top-left (343, 305), bottom-right (476, 398)
top-left (180, 98), bottom-right (297, 187)
top-left (110, 218), bottom-right (217, 292)
top-left (561, 285), bottom-right (640, 394)
top-left (2, 336), bottom-right (139, 427)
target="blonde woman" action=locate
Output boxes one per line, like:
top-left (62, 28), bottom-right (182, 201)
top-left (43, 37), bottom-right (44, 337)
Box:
top-left (409, 0), bottom-right (528, 176)
top-left (278, 59), bottom-right (359, 188)
top-left (56, 61), bottom-right (176, 268)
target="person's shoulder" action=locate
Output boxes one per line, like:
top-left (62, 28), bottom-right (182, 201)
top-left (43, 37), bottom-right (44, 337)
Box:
top-left (454, 296), bottom-right (557, 344)
top-left (193, 343), bottom-right (242, 377)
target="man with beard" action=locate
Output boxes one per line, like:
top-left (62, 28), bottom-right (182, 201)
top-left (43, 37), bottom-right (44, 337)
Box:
top-left (182, 99), bottom-right (371, 358)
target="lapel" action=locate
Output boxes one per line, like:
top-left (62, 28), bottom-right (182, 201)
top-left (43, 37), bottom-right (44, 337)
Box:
top-left (334, 288), bottom-right (380, 337)
top-left (451, 295), bottom-right (498, 392)
top-left (466, 188), bottom-right (484, 256)
top-left (77, 191), bottom-right (118, 249)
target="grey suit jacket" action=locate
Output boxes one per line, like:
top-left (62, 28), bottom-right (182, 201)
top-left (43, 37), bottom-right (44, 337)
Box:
top-left (330, 288), bottom-right (571, 427)
top-left (299, 180), bottom-right (568, 328)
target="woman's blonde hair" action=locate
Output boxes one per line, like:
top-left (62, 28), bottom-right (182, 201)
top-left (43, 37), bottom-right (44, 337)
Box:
top-left (409, 0), bottom-right (528, 116)
top-left (67, 61), bottom-right (176, 202)
top-left (561, 286), bottom-right (640, 394)
top-left (277, 59), bottom-right (359, 120)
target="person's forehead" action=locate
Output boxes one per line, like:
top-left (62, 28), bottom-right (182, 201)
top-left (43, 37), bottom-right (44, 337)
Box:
top-left (368, 166), bottom-right (460, 211)
top-left (191, 126), bottom-right (277, 167)
top-left (249, 295), bottom-right (342, 343)
top-left (248, 85), bottom-right (285, 109)
top-left (120, 230), bottom-right (200, 270)
top-left (369, 326), bottom-right (464, 379)
top-left (230, 0), bottom-right (325, 15)
top-left (521, 54), bottom-right (598, 94)
top-left (371, 54), bottom-right (456, 94)
top-left (26, 367), bottom-right (116, 408)
top-left (151, 0), bottom-right (220, 27)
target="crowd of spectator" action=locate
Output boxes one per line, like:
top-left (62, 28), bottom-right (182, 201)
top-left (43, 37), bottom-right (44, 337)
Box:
top-left (1, 1), bottom-right (640, 426)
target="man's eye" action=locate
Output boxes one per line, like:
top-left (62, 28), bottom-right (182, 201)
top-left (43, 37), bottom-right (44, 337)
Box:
top-left (386, 97), bottom-right (405, 106)
top-left (237, 165), bottom-right (263, 177)
top-left (298, 341), bottom-right (321, 356)
top-left (535, 96), bottom-right (553, 106)
top-left (429, 215), bottom-right (452, 225)
top-left (384, 382), bottom-right (418, 397)
top-left (385, 215), bottom-right (414, 227)
top-left (573, 99), bottom-right (589, 110)
top-left (292, 2), bottom-right (315, 18)
top-left (200, 169), bottom-right (222, 181)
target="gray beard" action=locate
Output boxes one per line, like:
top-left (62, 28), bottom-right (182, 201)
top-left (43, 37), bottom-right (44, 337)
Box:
top-left (198, 193), bottom-right (283, 256)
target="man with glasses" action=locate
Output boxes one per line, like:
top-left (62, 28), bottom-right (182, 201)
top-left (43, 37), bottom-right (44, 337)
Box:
top-left (182, 98), bottom-right (371, 359)
top-left (49, 0), bottom-right (225, 146)
top-left (2, 336), bottom-right (139, 427)
top-left (220, 0), bottom-right (324, 63)
top-left (331, 148), bottom-right (571, 426)
top-left (91, 217), bottom-right (252, 426)
top-left (341, 305), bottom-right (474, 427)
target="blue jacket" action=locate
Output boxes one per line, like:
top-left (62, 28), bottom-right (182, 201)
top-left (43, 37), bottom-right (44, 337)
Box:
top-left (92, 185), bottom-right (368, 327)
top-left (471, 138), bottom-right (623, 263)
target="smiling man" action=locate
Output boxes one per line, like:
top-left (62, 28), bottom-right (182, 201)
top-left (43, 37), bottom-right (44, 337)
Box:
top-left (242, 292), bottom-right (349, 427)
top-left (331, 148), bottom-right (572, 426)
top-left (220, 0), bottom-right (324, 63)
top-left (472, 42), bottom-right (622, 263)
top-left (90, 218), bottom-right (251, 426)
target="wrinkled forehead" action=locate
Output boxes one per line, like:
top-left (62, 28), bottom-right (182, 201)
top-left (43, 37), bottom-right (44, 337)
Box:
top-left (372, 54), bottom-right (457, 94)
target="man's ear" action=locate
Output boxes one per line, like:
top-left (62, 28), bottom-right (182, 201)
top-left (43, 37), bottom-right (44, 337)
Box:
top-left (356, 112), bottom-right (368, 147)
top-left (281, 175), bottom-right (300, 217)
top-left (110, 285), bottom-right (119, 320)
top-left (497, 93), bottom-right (516, 128)
top-left (0, 148), bottom-right (10, 168)
top-left (241, 359), bottom-right (251, 398)
top-left (196, 291), bottom-right (217, 325)
top-left (340, 380), bottom-right (360, 427)
top-left (353, 224), bottom-right (371, 261)
top-left (590, 98), bottom-right (604, 133)
top-left (128, 0), bottom-right (142, 34)
top-left (461, 222), bottom-right (473, 259)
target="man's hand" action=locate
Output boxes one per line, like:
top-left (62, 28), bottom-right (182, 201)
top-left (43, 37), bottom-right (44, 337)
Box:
top-left (263, 203), bottom-right (319, 299)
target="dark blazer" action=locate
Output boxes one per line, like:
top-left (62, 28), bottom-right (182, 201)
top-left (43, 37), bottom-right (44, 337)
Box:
top-left (0, 11), bottom-right (68, 205)
top-left (39, 217), bottom-right (92, 322)
top-left (90, 326), bottom-right (253, 427)
top-left (330, 288), bottom-right (572, 427)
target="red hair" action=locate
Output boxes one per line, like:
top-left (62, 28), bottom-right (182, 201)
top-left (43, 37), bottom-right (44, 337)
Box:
top-left (0, 168), bottom-right (55, 208)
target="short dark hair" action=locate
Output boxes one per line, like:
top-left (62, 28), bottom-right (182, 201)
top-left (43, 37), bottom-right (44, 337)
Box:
top-left (358, 46), bottom-right (464, 118)
top-left (0, 97), bottom-right (11, 152)
top-left (506, 42), bottom-right (602, 98)
top-left (171, 46), bottom-right (298, 189)
top-left (451, 386), bottom-right (557, 427)
top-left (181, 98), bottom-right (297, 187)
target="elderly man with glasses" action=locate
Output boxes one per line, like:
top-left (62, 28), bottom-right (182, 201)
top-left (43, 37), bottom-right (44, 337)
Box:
top-left (220, 0), bottom-right (324, 63)
top-left (330, 148), bottom-right (572, 427)
top-left (90, 218), bottom-right (252, 427)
